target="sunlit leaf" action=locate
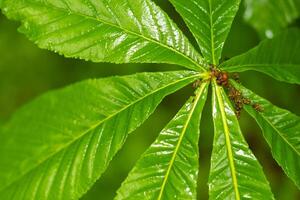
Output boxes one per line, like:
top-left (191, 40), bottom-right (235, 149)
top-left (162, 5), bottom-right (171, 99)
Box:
top-left (244, 0), bottom-right (300, 39)
top-left (209, 80), bottom-right (274, 199)
top-left (1, 0), bottom-right (205, 71)
top-left (221, 28), bottom-right (300, 84)
top-left (115, 82), bottom-right (209, 200)
top-left (0, 71), bottom-right (202, 200)
top-left (231, 80), bottom-right (300, 189)
top-left (168, 0), bottom-right (240, 64)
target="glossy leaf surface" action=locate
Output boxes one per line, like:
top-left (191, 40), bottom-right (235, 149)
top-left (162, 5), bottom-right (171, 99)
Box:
top-left (168, 0), bottom-right (240, 64)
top-left (1, 0), bottom-right (205, 71)
top-left (209, 81), bottom-right (274, 199)
top-left (221, 29), bottom-right (300, 84)
top-left (115, 82), bottom-right (209, 200)
top-left (0, 71), bottom-right (201, 200)
top-left (231, 80), bottom-right (300, 189)
top-left (244, 0), bottom-right (300, 39)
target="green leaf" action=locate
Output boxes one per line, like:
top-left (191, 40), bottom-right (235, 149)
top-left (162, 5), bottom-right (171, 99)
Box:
top-left (221, 28), bottom-right (300, 84)
top-left (168, 0), bottom-right (240, 65)
top-left (209, 80), bottom-right (274, 200)
top-left (0, 71), bottom-right (202, 200)
top-left (244, 0), bottom-right (300, 39)
top-left (1, 0), bottom-right (205, 71)
top-left (115, 82), bottom-right (209, 200)
top-left (231, 80), bottom-right (300, 189)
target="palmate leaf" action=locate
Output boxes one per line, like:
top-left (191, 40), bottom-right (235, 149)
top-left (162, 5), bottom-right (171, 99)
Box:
top-left (115, 82), bottom-right (209, 200)
top-left (1, 0), bottom-right (205, 71)
top-left (231, 80), bottom-right (300, 189)
top-left (0, 71), bottom-right (202, 200)
top-left (209, 80), bottom-right (274, 199)
top-left (244, 0), bottom-right (300, 39)
top-left (168, 0), bottom-right (240, 64)
top-left (221, 28), bottom-right (300, 84)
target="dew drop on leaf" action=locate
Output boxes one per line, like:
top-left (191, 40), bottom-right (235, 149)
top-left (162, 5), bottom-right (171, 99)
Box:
top-left (265, 29), bottom-right (274, 39)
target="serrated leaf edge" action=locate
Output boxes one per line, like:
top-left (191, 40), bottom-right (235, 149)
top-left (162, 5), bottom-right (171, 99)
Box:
top-left (0, 72), bottom-right (203, 194)
top-left (3, 0), bottom-right (206, 71)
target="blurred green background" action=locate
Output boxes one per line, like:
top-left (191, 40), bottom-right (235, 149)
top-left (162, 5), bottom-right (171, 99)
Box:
top-left (0, 1), bottom-right (300, 199)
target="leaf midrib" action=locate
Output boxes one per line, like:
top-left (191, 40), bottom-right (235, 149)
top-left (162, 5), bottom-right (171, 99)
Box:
top-left (214, 81), bottom-right (240, 200)
top-left (157, 82), bottom-right (207, 200)
top-left (0, 73), bottom-right (201, 193)
top-left (208, 0), bottom-right (216, 65)
top-left (231, 80), bottom-right (300, 157)
top-left (13, 0), bottom-right (205, 71)
top-left (222, 63), bottom-right (300, 70)
top-left (231, 80), bottom-right (300, 156)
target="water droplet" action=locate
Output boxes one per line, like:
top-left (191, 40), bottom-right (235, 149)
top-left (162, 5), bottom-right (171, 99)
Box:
top-left (244, 8), bottom-right (253, 20)
top-left (265, 29), bottom-right (274, 39)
